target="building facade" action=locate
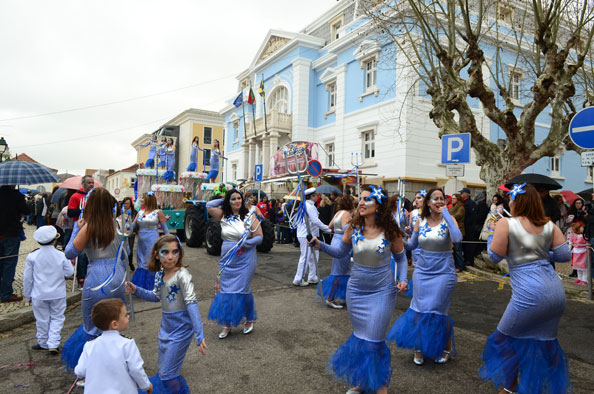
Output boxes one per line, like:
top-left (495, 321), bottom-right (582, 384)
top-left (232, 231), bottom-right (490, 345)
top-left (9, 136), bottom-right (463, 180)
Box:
top-left (105, 164), bottom-right (138, 200)
top-left (219, 0), bottom-right (591, 198)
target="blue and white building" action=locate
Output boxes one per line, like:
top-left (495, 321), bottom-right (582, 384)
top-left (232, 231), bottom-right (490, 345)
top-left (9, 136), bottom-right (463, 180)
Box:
top-left (219, 0), bottom-right (592, 197)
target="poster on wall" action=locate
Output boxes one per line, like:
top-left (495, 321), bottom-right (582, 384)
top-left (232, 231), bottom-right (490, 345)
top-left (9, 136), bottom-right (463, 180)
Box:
top-left (269, 141), bottom-right (320, 177)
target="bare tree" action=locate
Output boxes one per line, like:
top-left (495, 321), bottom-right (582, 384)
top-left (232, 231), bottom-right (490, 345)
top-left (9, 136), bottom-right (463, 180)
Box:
top-left (360, 0), bottom-right (594, 194)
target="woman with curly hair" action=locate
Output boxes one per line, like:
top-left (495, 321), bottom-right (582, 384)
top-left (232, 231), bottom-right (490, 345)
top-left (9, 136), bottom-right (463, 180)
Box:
top-left (388, 188), bottom-right (462, 366)
top-left (312, 186), bottom-right (408, 394)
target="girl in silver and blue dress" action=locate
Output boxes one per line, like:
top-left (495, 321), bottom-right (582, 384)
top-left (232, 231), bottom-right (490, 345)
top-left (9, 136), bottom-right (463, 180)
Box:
top-left (206, 189), bottom-right (263, 339)
top-left (317, 195), bottom-right (354, 309)
top-left (481, 184), bottom-right (572, 394)
top-left (127, 234), bottom-right (207, 394)
top-left (313, 186), bottom-right (408, 394)
top-left (131, 192), bottom-right (169, 290)
top-left (62, 188), bottom-right (127, 371)
top-left (388, 188), bottom-right (462, 366)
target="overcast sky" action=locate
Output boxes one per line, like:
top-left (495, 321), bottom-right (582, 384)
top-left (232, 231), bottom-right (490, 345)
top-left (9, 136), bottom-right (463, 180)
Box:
top-left (0, 0), bottom-right (336, 175)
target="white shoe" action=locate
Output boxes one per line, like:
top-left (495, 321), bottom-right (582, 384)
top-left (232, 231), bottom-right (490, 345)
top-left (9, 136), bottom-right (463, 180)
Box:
top-left (292, 280), bottom-right (309, 287)
top-left (307, 277), bottom-right (319, 284)
top-left (218, 328), bottom-right (230, 339)
top-left (413, 351), bottom-right (424, 365)
top-left (243, 324), bottom-right (254, 335)
top-left (326, 300), bottom-right (344, 309)
top-left (435, 350), bottom-right (451, 364)
top-left (75, 379), bottom-right (85, 387)
top-left (346, 388), bottom-right (363, 394)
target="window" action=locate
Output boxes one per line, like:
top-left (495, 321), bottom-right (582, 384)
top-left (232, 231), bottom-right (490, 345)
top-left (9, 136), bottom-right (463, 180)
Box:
top-left (365, 58), bottom-right (377, 91)
top-left (325, 143), bottom-right (335, 167)
top-left (551, 155), bottom-right (561, 176)
top-left (203, 127), bottom-right (212, 145)
top-left (497, 2), bottom-right (514, 24)
top-left (328, 83), bottom-right (336, 111)
top-left (232, 162), bottom-right (238, 180)
top-left (510, 72), bottom-right (521, 100)
top-left (131, 177), bottom-right (136, 186)
top-left (269, 86), bottom-right (289, 114)
top-left (329, 13), bottom-right (344, 42)
top-left (362, 131), bottom-right (375, 161)
top-left (232, 120), bottom-right (239, 142)
top-left (587, 166), bottom-right (593, 182)
top-left (203, 149), bottom-right (211, 166)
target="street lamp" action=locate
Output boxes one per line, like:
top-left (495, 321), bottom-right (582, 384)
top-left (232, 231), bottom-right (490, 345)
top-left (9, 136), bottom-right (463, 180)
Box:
top-left (0, 137), bottom-right (8, 163)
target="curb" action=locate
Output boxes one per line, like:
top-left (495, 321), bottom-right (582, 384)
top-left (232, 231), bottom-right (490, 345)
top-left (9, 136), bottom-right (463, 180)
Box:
top-left (466, 266), bottom-right (594, 301)
top-left (0, 291), bottom-right (82, 333)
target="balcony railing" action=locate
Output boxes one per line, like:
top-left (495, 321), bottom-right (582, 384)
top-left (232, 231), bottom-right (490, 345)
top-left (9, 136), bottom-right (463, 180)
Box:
top-left (245, 110), bottom-right (292, 138)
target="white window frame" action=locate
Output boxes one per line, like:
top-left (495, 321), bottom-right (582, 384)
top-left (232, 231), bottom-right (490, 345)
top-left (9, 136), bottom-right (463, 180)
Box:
top-left (329, 13), bottom-right (344, 42)
top-left (507, 67), bottom-right (524, 104)
top-left (353, 40), bottom-right (381, 101)
top-left (328, 82), bottom-right (337, 111)
top-left (586, 166), bottom-right (593, 183)
top-left (269, 86), bottom-right (289, 114)
top-left (362, 131), bottom-right (375, 163)
top-left (497, 2), bottom-right (514, 24)
top-left (231, 161), bottom-right (238, 181)
top-left (550, 155), bottom-right (561, 177)
top-left (232, 120), bottom-right (239, 144)
top-left (325, 142), bottom-right (335, 167)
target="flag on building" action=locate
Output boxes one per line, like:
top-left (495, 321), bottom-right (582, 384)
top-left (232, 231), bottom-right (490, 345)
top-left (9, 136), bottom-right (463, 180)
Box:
top-left (233, 92), bottom-right (243, 108)
top-left (248, 88), bottom-right (256, 105)
top-left (258, 79), bottom-right (265, 98)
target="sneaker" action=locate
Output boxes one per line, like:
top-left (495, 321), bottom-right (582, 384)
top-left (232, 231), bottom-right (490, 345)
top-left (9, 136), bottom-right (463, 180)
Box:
top-left (48, 348), bottom-right (60, 355)
top-left (292, 280), bottom-right (309, 287)
top-left (307, 278), bottom-right (319, 285)
top-left (31, 344), bottom-right (48, 351)
top-left (1, 294), bottom-right (23, 303)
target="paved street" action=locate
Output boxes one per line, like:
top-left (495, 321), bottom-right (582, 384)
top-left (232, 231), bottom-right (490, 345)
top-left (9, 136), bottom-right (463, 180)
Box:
top-left (1, 242), bottom-right (593, 393)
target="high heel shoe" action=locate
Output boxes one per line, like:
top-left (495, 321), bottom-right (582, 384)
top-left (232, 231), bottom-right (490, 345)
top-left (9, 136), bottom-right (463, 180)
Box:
top-left (243, 323), bottom-right (254, 335)
top-left (413, 350), bottom-right (424, 365)
top-left (218, 327), bottom-right (231, 339)
top-left (435, 350), bottom-right (451, 364)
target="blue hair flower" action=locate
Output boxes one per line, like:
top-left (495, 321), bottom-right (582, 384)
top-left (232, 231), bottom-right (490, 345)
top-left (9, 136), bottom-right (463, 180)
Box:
top-left (418, 189), bottom-right (427, 197)
top-left (147, 191), bottom-right (155, 196)
top-left (507, 183), bottom-right (526, 201)
top-left (369, 185), bottom-right (387, 204)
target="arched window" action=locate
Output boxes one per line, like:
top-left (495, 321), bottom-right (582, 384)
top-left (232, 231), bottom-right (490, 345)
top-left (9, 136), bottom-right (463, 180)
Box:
top-left (268, 86), bottom-right (289, 114)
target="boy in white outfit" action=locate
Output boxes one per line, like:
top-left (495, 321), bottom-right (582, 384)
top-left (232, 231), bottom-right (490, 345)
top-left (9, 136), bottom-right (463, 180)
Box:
top-left (75, 298), bottom-right (153, 394)
top-left (23, 225), bottom-right (74, 354)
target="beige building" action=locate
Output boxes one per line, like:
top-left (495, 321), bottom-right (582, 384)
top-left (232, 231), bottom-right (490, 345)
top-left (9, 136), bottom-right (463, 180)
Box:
top-left (105, 164), bottom-right (138, 200)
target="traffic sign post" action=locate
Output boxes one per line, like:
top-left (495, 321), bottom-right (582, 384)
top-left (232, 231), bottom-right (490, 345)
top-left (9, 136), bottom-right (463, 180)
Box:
top-left (581, 151), bottom-right (594, 167)
top-left (254, 164), bottom-right (263, 201)
top-left (441, 133), bottom-right (471, 164)
top-left (446, 164), bottom-right (464, 193)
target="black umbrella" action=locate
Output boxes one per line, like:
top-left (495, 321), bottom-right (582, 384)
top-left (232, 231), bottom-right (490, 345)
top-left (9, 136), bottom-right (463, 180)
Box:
top-left (245, 189), bottom-right (267, 198)
top-left (50, 187), bottom-right (68, 203)
top-left (504, 174), bottom-right (562, 190)
top-left (577, 188), bottom-right (593, 201)
top-left (316, 184), bottom-right (342, 195)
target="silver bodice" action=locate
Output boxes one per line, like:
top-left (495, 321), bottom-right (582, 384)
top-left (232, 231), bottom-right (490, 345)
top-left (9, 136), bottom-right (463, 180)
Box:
top-left (221, 215), bottom-right (247, 241)
top-left (507, 217), bottom-right (553, 266)
top-left (151, 267), bottom-right (197, 312)
top-left (411, 209), bottom-right (421, 226)
top-left (333, 211), bottom-right (346, 234)
top-left (418, 217), bottom-right (452, 252)
top-left (137, 210), bottom-right (160, 229)
top-left (352, 229), bottom-right (391, 266)
top-left (84, 230), bottom-right (123, 260)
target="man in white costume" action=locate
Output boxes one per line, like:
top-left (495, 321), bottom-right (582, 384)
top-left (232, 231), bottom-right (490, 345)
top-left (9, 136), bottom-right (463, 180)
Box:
top-left (293, 188), bottom-right (331, 286)
top-left (23, 226), bottom-right (74, 354)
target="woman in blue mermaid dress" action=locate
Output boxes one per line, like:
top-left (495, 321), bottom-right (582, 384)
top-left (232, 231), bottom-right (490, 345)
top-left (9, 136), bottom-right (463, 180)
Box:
top-left (162, 138), bottom-right (176, 183)
top-left (313, 186), bottom-right (408, 394)
top-left (186, 137), bottom-right (203, 172)
top-left (131, 192), bottom-right (169, 290)
top-left (388, 188), bottom-right (462, 366)
top-left (206, 189), bottom-right (263, 339)
top-left (481, 184), bottom-right (572, 394)
top-left (317, 195), bottom-right (354, 309)
top-left (62, 188), bottom-right (128, 371)
top-left (128, 234), bottom-right (206, 394)
top-left (141, 135), bottom-right (164, 169)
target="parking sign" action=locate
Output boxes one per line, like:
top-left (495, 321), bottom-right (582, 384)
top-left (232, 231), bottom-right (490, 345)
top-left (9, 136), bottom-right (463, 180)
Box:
top-left (254, 164), bottom-right (263, 182)
top-left (441, 133), bottom-right (471, 164)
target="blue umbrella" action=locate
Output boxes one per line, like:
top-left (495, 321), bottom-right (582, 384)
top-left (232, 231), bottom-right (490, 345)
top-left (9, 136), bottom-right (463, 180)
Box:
top-left (0, 160), bottom-right (59, 185)
top-left (316, 184), bottom-right (342, 195)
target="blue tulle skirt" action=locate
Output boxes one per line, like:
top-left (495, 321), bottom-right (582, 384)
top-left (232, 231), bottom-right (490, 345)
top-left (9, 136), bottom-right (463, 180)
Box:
top-left (208, 169), bottom-right (218, 181)
top-left (207, 292), bottom-right (256, 327)
top-left (317, 274), bottom-right (349, 303)
top-left (387, 308), bottom-right (456, 360)
top-left (137, 227), bottom-right (159, 271)
top-left (186, 162), bottom-right (197, 172)
top-left (328, 333), bottom-right (391, 392)
top-left (139, 374), bottom-right (190, 394)
top-left (162, 171), bottom-right (174, 182)
top-left (479, 329), bottom-right (572, 394)
top-left (145, 158), bottom-right (155, 169)
top-left (61, 324), bottom-right (93, 372)
top-left (131, 267), bottom-right (156, 291)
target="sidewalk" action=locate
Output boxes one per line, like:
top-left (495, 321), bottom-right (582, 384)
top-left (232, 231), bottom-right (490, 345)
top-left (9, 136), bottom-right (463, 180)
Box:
top-left (470, 254), bottom-right (594, 300)
top-left (0, 224), bottom-right (80, 332)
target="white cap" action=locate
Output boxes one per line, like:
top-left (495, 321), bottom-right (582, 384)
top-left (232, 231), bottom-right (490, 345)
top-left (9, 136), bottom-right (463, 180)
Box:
top-left (304, 187), bottom-right (317, 196)
top-left (33, 225), bottom-right (59, 244)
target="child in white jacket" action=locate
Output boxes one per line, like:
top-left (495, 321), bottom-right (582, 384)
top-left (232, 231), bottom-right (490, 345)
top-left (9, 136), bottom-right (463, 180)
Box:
top-left (23, 225), bottom-right (74, 354)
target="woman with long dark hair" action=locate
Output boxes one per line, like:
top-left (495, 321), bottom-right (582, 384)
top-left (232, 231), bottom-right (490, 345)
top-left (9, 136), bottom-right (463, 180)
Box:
top-left (317, 195), bottom-right (354, 309)
top-left (206, 189), bottom-right (263, 338)
top-left (131, 192), bottom-right (168, 290)
top-left (208, 139), bottom-right (226, 183)
top-left (388, 188), bottom-right (462, 366)
top-left (480, 184), bottom-right (572, 394)
top-left (62, 188), bottom-right (128, 371)
top-left (162, 138), bottom-right (176, 183)
top-left (312, 186), bottom-right (408, 394)
top-left (187, 136), bottom-right (204, 172)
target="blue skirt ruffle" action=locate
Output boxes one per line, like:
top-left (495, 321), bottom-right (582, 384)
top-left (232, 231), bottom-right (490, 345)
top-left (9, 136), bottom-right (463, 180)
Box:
top-left (162, 171), bottom-right (174, 182)
top-left (479, 330), bottom-right (572, 394)
top-left (139, 374), bottom-right (189, 394)
top-left (327, 333), bottom-right (391, 392)
top-left (317, 274), bottom-right (349, 303)
top-left (145, 158), bottom-right (155, 169)
top-left (131, 267), bottom-right (156, 291)
top-left (186, 162), bottom-right (197, 172)
top-left (387, 308), bottom-right (456, 360)
top-left (61, 324), bottom-right (89, 372)
top-left (207, 292), bottom-right (256, 327)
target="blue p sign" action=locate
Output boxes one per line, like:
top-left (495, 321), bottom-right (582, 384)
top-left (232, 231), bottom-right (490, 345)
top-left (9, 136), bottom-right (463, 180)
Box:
top-left (441, 133), bottom-right (471, 164)
top-left (254, 164), bottom-right (263, 182)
